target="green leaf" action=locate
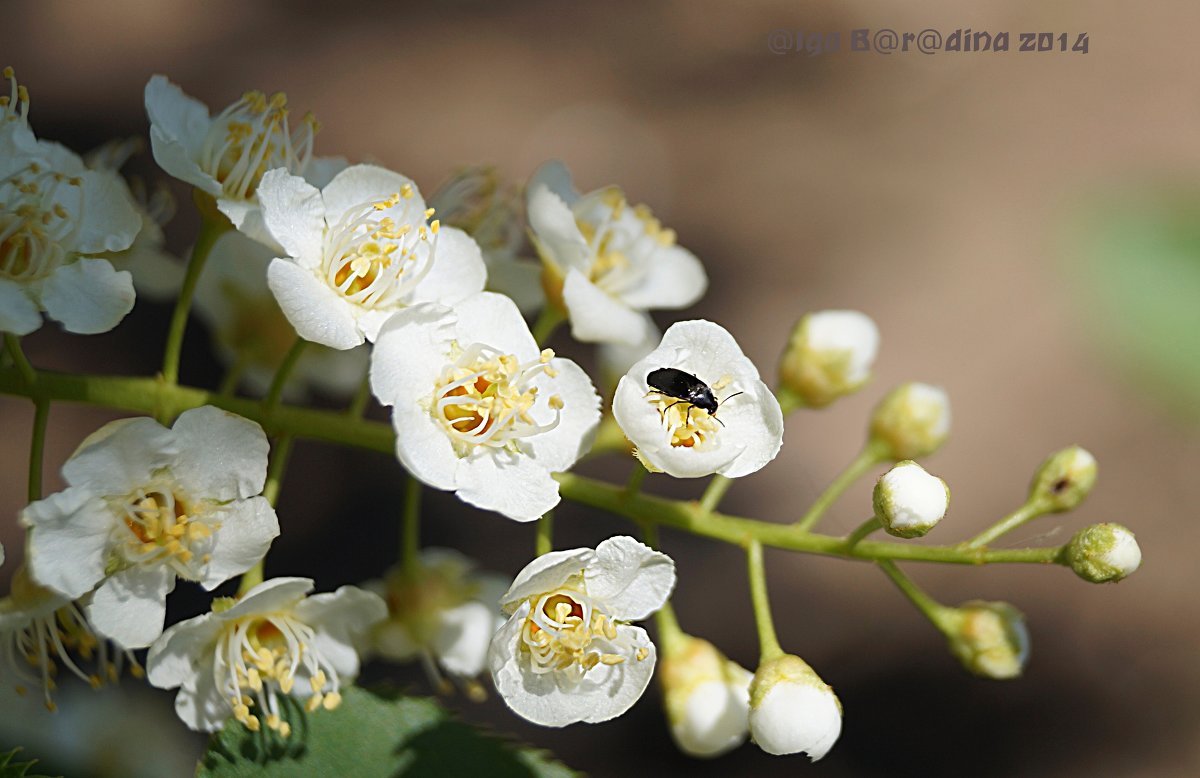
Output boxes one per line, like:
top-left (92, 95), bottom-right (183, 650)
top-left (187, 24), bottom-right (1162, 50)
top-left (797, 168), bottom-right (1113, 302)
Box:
top-left (0, 748), bottom-right (58, 778)
top-left (1070, 187), bottom-right (1200, 421)
top-left (196, 687), bottom-right (577, 778)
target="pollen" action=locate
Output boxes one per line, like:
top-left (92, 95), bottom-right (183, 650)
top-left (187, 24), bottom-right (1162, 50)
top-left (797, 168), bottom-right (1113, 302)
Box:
top-left (119, 489), bottom-right (215, 578)
top-left (519, 589), bottom-right (633, 682)
top-left (645, 391), bottom-right (720, 449)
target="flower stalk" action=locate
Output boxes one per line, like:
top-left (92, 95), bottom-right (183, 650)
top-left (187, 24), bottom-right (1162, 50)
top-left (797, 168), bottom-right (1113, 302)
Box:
top-left (794, 439), bottom-right (888, 531)
top-left (747, 540), bottom-right (784, 662)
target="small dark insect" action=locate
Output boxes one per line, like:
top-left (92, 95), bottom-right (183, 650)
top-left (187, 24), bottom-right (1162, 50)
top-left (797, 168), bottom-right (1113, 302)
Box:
top-left (646, 367), bottom-right (744, 427)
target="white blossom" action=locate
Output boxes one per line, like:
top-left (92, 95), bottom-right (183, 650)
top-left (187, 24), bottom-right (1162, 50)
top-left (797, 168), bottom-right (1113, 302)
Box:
top-left (1, 69), bottom-right (140, 336)
top-left (366, 548), bottom-right (509, 699)
top-left (526, 160), bottom-right (706, 345)
top-left (194, 229), bottom-right (368, 399)
top-left (488, 536), bottom-right (675, 726)
top-left (144, 75), bottom-right (341, 247)
top-left (370, 292), bottom-right (600, 522)
top-left (779, 309), bottom-right (880, 407)
top-left (612, 320), bottom-right (784, 478)
top-left (430, 166), bottom-right (543, 314)
top-left (258, 164), bottom-right (487, 349)
top-left (21, 406), bottom-right (279, 649)
top-left (660, 634), bottom-right (752, 758)
top-left (873, 460), bottom-right (949, 538)
top-left (748, 654), bottom-right (842, 760)
top-left (869, 382), bottom-right (951, 460)
top-left (146, 577), bottom-right (385, 734)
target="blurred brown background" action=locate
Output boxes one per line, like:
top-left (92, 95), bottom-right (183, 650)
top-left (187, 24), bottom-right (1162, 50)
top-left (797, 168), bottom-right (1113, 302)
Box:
top-left (3, 1), bottom-right (1199, 775)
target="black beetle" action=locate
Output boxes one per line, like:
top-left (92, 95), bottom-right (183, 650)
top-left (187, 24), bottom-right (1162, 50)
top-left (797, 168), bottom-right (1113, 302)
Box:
top-left (646, 367), bottom-right (743, 426)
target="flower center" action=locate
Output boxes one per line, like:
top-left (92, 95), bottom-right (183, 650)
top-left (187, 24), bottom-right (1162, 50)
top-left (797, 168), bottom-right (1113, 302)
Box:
top-left (323, 189), bottom-right (440, 309)
top-left (0, 567), bottom-right (137, 711)
top-left (219, 611), bottom-right (342, 736)
top-left (117, 488), bottom-right (217, 577)
top-left (520, 589), bottom-right (637, 682)
top-left (433, 344), bottom-right (562, 453)
top-left (1, 66), bottom-right (30, 128)
top-left (198, 90), bottom-right (317, 200)
top-left (576, 188), bottom-right (676, 294)
top-left (0, 162), bottom-right (82, 282)
top-left (644, 375), bottom-right (734, 449)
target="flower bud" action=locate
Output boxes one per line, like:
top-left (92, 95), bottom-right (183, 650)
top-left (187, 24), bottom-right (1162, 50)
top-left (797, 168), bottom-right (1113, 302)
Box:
top-left (660, 635), bottom-right (752, 758)
top-left (869, 383), bottom-right (951, 460)
top-left (1028, 446), bottom-right (1097, 512)
top-left (1064, 523), bottom-right (1141, 583)
top-left (942, 601), bottom-right (1029, 680)
top-left (873, 460), bottom-right (950, 538)
top-left (778, 310), bottom-right (880, 408)
top-left (748, 654), bottom-right (842, 760)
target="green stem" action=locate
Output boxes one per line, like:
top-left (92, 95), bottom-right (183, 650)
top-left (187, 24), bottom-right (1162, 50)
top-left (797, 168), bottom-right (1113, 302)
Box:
top-left (535, 512), bottom-right (555, 556)
top-left (264, 338), bottom-right (307, 412)
top-left (531, 305), bottom-right (565, 345)
top-left (877, 559), bottom-right (954, 633)
top-left (699, 475), bottom-right (734, 514)
top-left (623, 464), bottom-right (649, 501)
top-left (965, 502), bottom-right (1043, 548)
top-left (347, 370), bottom-right (373, 418)
top-left (654, 601), bottom-right (687, 656)
top-left (28, 399), bottom-right (49, 502)
top-left (4, 334), bottom-right (35, 387)
top-left (844, 516), bottom-right (881, 549)
top-left (161, 208), bottom-right (230, 388)
top-left (241, 435), bottom-right (293, 595)
top-left (747, 540), bottom-right (784, 662)
top-left (402, 476), bottom-right (422, 573)
top-left (795, 439), bottom-right (887, 531)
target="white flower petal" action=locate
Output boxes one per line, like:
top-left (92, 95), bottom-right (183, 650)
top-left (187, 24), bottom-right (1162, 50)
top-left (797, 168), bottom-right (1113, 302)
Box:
top-left (450, 292), bottom-right (538, 360)
top-left (147, 612), bottom-right (222, 689)
top-left (750, 680), bottom-right (842, 760)
top-left (392, 405), bottom-right (460, 492)
top-left (87, 565), bottom-right (175, 649)
top-left (0, 278), bottom-right (42, 335)
top-left (527, 160), bottom-right (579, 206)
top-left (258, 168), bottom-right (325, 264)
top-left (498, 548), bottom-right (594, 612)
top-left (562, 269), bottom-right (651, 345)
top-left (408, 226), bottom-right (487, 307)
top-left (172, 657), bottom-right (229, 732)
top-left (61, 417), bottom-right (176, 495)
top-left (21, 486), bottom-right (111, 598)
top-left (523, 358), bottom-right (601, 473)
top-left (455, 448), bottom-right (561, 522)
top-left (584, 536), bottom-right (676, 621)
top-left (267, 258), bottom-right (363, 350)
top-left (225, 577), bottom-right (315, 619)
top-left (170, 406), bottom-right (269, 501)
top-left (293, 585), bottom-right (386, 679)
top-left (144, 75), bottom-right (218, 193)
top-left (74, 170), bottom-right (141, 254)
top-left (40, 259), bottom-right (135, 335)
top-left (527, 184), bottom-right (588, 271)
top-left (200, 497), bottom-right (279, 589)
top-left (618, 244), bottom-right (707, 310)
top-left (321, 164), bottom-right (425, 225)
top-left (432, 600), bottom-right (496, 677)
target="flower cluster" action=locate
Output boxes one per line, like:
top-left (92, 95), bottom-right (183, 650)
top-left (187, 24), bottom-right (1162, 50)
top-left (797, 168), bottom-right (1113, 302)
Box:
top-left (0, 68), bottom-right (1146, 771)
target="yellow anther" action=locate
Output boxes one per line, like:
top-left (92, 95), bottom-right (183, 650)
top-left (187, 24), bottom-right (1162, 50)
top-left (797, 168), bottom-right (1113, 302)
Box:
top-left (310, 670), bottom-right (327, 692)
top-left (600, 654), bottom-right (625, 666)
top-left (89, 674), bottom-right (102, 689)
top-left (247, 668), bottom-right (262, 692)
top-left (635, 647), bottom-right (649, 661)
top-left (279, 675), bottom-right (295, 694)
top-left (3, 66), bottom-right (13, 79)
top-left (266, 714), bottom-right (282, 731)
top-left (548, 395), bottom-right (564, 411)
top-left (424, 207), bottom-right (435, 218)
top-left (306, 693), bottom-right (323, 713)
top-left (279, 722), bottom-right (292, 738)
top-left (323, 691), bottom-right (342, 710)
top-left (430, 219), bottom-right (440, 234)
top-left (400, 184), bottom-right (414, 198)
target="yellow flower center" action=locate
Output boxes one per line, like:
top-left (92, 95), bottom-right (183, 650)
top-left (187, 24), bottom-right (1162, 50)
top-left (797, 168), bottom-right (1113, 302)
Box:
top-left (323, 188), bottom-right (440, 309)
top-left (575, 188), bottom-right (676, 291)
top-left (520, 589), bottom-right (632, 680)
top-left (219, 610), bottom-right (342, 736)
top-left (198, 89), bottom-right (318, 200)
top-left (117, 489), bottom-right (217, 576)
top-left (433, 344), bottom-right (562, 454)
top-left (0, 162), bottom-right (82, 282)
top-left (644, 374), bottom-right (733, 449)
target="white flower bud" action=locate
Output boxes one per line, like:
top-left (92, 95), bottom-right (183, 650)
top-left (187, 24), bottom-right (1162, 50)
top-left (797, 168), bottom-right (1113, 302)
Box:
top-left (943, 601), bottom-right (1029, 680)
top-left (660, 635), bottom-right (752, 758)
top-left (873, 461), bottom-right (949, 538)
top-left (778, 310), bottom-right (880, 408)
top-left (748, 654), bottom-right (842, 760)
top-left (1029, 446), bottom-right (1097, 512)
top-left (1064, 523), bottom-right (1141, 583)
top-left (869, 383), bottom-right (951, 460)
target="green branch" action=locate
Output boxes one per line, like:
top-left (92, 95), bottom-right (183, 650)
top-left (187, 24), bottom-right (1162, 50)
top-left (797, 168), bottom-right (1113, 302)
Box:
top-left (160, 204), bottom-right (230, 387)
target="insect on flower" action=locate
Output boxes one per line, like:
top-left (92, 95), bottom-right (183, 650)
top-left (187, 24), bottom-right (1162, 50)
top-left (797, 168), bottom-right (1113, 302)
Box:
top-left (646, 367), bottom-right (743, 427)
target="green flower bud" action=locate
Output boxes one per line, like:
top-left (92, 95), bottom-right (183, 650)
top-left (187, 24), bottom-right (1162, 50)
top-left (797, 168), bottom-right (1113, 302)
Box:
top-left (1064, 523), bottom-right (1141, 583)
top-left (868, 383), bottom-right (951, 460)
top-left (942, 600), bottom-right (1029, 680)
top-left (872, 460), bottom-right (950, 538)
top-left (1028, 445), bottom-right (1097, 512)
top-left (778, 310), bottom-right (879, 408)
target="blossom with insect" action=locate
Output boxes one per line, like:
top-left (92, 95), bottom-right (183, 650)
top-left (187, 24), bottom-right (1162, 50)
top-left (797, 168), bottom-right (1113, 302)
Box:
top-left (20, 406), bottom-right (279, 649)
top-left (526, 160), bottom-right (706, 346)
top-left (146, 577), bottom-right (385, 734)
top-left (488, 536), bottom-right (675, 726)
top-left (258, 164), bottom-right (487, 350)
top-left (370, 292), bottom-right (600, 521)
top-left (612, 320), bottom-right (784, 478)
top-left (1, 68), bottom-right (140, 336)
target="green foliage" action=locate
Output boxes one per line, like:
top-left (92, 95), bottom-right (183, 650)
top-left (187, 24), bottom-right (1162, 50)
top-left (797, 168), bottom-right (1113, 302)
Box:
top-left (0, 748), bottom-right (58, 778)
top-left (196, 687), bottom-right (577, 778)
top-left (1072, 188), bottom-right (1200, 420)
